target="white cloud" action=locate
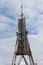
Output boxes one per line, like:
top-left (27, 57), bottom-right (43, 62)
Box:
top-left (29, 34), bottom-right (43, 65)
top-left (0, 0), bottom-right (43, 65)
top-left (0, 14), bottom-right (17, 38)
top-left (0, 37), bottom-right (16, 65)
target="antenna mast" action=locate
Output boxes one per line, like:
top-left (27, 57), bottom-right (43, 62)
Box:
top-left (21, 5), bottom-right (23, 17)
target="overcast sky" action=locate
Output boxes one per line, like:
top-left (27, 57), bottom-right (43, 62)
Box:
top-left (0, 0), bottom-right (43, 65)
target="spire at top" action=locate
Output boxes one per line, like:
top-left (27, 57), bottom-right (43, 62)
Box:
top-left (21, 5), bottom-right (23, 17)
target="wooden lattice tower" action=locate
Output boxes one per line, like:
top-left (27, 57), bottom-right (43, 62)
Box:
top-left (12, 5), bottom-right (36, 65)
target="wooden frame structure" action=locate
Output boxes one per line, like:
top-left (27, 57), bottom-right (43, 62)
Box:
top-left (12, 5), bottom-right (36, 65)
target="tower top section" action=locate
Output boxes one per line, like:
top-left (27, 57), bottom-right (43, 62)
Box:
top-left (21, 5), bottom-right (23, 17)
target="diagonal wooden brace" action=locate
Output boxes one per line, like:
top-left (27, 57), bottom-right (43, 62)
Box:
top-left (18, 56), bottom-right (22, 65)
top-left (22, 55), bottom-right (28, 65)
